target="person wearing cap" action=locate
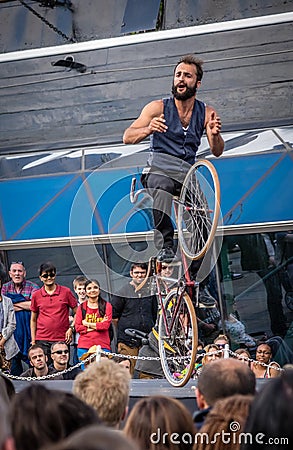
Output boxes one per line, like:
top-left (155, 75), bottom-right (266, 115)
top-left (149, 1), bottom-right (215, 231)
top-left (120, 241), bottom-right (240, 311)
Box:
top-left (1, 261), bottom-right (39, 375)
top-left (79, 345), bottom-right (104, 368)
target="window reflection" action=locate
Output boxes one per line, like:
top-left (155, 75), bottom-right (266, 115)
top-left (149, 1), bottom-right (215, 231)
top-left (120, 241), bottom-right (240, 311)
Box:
top-left (220, 232), bottom-right (293, 342)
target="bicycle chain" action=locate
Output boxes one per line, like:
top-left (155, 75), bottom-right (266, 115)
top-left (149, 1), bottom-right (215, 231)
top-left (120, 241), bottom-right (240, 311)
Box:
top-left (2, 348), bottom-right (283, 382)
top-left (19, 0), bottom-right (76, 43)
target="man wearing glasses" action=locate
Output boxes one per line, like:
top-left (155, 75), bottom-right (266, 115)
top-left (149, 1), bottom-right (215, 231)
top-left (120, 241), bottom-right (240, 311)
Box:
top-left (111, 263), bottom-right (158, 375)
top-left (1, 261), bottom-right (39, 375)
top-left (30, 262), bottom-right (78, 364)
top-left (50, 341), bottom-right (81, 380)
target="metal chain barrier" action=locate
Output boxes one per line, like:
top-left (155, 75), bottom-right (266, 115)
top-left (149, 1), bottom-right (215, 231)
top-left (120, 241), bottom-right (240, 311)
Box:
top-left (18, 0), bottom-right (76, 43)
top-left (229, 349), bottom-right (284, 372)
top-left (1, 346), bottom-right (283, 381)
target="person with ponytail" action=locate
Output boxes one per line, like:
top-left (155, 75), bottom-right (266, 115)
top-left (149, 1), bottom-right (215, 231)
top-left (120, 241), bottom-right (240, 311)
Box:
top-left (75, 279), bottom-right (112, 362)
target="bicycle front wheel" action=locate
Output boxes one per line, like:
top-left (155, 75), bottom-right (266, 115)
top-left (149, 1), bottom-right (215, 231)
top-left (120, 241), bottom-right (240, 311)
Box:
top-left (177, 159), bottom-right (220, 260)
top-left (158, 289), bottom-right (198, 387)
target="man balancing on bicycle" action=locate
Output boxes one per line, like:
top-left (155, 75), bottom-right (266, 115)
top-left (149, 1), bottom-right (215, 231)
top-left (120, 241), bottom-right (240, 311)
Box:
top-left (123, 55), bottom-right (224, 305)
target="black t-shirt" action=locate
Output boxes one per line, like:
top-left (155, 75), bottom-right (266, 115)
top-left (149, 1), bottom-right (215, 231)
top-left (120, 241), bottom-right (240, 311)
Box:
top-left (111, 283), bottom-right (158, 347)
top-left (49, 365), bottom-right (82, 380)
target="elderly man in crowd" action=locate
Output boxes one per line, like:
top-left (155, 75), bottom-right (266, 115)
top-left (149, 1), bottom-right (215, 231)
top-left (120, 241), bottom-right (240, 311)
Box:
top-left (1, 261), bottom-right (39, 375)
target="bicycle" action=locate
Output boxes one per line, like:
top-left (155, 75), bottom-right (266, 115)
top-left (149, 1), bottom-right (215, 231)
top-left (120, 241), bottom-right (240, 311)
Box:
top-left (130, 159), bottom-right (221, 387)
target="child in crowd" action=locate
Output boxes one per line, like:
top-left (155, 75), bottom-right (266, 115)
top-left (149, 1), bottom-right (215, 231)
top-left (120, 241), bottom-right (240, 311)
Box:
top-left (73, 276), bottom-right (87, 304)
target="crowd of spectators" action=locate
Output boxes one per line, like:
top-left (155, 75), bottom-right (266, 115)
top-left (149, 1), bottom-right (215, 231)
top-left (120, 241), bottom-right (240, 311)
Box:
top-left (0, 360), bottom-right (292, 450)
top-left (1, 258), bottom-right (293, 449)
top-left (1, 258), bottom-right (292, 379)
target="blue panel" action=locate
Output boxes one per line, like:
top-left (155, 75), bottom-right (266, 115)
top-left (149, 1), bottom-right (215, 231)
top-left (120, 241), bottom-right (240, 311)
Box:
top-left (121, 0), bottom-right (161, 34)
top-left (0, 150), bottom-right (292, 241)
top-left (69, 169), bottom-right (153, 237)
top-left (0, 175), bottom-right (81, 240)
top-left (212, 152), bottom-right (293, 225)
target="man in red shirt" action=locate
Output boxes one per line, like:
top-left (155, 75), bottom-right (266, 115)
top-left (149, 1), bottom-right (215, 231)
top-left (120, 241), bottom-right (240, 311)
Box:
top-left (30, 262), bottom-right (77, 363)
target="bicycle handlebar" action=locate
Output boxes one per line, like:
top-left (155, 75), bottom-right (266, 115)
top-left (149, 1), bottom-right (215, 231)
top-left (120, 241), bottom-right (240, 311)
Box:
top-left (130, 177), bottom-right (146, 204)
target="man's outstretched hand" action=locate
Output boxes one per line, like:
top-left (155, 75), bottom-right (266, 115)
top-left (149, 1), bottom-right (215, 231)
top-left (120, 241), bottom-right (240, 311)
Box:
top-left (148, 114), bottom-right (168, 134)
top-left (207, 110), bottom-right (222, 135)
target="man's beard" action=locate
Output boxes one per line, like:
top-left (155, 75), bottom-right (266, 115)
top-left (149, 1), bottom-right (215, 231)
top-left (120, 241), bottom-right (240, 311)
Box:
top-left (172, 82), bottom-right (197, 100)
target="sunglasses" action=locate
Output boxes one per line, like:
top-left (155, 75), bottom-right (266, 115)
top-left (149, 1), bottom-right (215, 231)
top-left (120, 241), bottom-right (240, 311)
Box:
top-left (41, 272), bottom-right (56, 279)
top-left (52, 350), bottom-right (69, 355)
top-left (11, 261), bottom-right (24, 265)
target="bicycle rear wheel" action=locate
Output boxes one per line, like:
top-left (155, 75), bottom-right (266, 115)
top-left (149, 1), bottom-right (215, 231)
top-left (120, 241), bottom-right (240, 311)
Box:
top-left (177, 159), bottom-right (220, 260)
top-left (158, 289), bottom-right (198, 387)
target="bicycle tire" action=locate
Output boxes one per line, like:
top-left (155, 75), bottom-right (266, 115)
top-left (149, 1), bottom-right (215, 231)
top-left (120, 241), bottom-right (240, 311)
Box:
top-left (158, 289), bottom-right (198, 387)
top-left (177, 159), bottom-right (220, 260)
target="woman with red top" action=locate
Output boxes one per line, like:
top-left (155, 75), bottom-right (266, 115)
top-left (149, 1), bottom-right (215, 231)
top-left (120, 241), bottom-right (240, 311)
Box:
top-left (75, 279), bottom-right (112, 362)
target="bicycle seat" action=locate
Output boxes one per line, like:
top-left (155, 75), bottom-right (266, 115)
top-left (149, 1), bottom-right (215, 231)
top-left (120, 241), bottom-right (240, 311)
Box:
top-left (125, 328), bottom-right (149, 345)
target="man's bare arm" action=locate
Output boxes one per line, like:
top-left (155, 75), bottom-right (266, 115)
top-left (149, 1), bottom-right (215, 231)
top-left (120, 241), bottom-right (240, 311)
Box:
top-left (112, 318), bottom-right (119, 328)
top-left (205, 106), bottom-right (224, 157)
top-left (30, 311), bottom-right (38, 344)
top-left (14, 300), bottom-right (31, 312)
top-left (123, 100), bottom-right (166, 144)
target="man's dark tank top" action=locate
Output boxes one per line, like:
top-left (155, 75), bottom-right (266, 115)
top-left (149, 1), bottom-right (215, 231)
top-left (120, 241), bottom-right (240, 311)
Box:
top-left (147, 97), bottom-right (205, 178)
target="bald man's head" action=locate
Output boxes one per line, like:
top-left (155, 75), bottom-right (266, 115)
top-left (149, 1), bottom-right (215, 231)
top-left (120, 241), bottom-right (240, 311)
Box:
top-left (197, 358), bottom-right (256, 407)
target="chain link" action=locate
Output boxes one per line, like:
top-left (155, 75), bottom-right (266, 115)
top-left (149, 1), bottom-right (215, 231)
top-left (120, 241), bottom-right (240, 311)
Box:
top-left (2, 347), bottom-right (283, 381)
top-left (229, 349), bottom-right (284, 372)
top-left (19, 0), bottom-right (76, 43)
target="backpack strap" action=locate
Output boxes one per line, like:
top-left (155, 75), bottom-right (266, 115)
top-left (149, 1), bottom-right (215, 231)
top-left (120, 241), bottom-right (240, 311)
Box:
top-left (81, 302), bottom-right (87, 319)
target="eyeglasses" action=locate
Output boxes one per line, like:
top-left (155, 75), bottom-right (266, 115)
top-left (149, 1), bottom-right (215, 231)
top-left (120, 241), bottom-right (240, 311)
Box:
top-left (41, 272), bottom-right (56, 279)
top-left (256, 350), bottom-right (271, 355)
top-left (52, 350), bottom-right (69, 355)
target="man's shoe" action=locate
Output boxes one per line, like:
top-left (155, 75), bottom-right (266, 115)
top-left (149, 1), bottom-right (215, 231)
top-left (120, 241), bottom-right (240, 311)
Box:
top-left (157, 247), bottom-right (176, 263)
top-left (198, 287), bottom-right (216, 308)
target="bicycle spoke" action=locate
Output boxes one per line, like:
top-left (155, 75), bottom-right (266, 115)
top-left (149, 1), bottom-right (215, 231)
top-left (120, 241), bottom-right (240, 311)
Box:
top-left (177, 160), bottom-right (220, 260)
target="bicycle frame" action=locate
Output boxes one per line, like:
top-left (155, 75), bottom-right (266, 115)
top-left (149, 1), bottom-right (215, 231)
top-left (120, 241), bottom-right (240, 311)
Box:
top-left (130, 159), bottom-right (219, 386)
top-left (131, 178), bottom-right (198, 341)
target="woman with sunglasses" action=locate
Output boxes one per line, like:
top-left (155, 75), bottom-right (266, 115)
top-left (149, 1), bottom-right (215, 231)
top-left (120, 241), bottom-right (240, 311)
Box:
top-left (75, 279), bottom-right (112, 364)
top-left (30, 262), bottom-right (78, 364)
top-left (251, 342), bottom-right (281, 378)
